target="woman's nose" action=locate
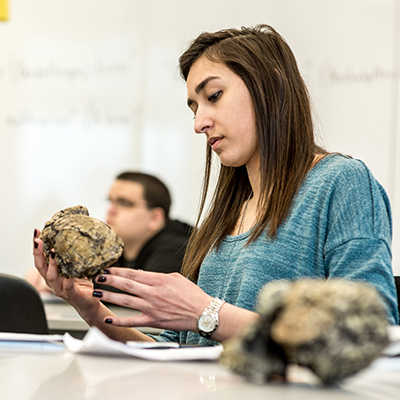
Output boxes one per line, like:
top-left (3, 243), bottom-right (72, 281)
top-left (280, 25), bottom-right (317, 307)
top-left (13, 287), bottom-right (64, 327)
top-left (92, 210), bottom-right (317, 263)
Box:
top-left (194, 108), bottom-right (213, 134)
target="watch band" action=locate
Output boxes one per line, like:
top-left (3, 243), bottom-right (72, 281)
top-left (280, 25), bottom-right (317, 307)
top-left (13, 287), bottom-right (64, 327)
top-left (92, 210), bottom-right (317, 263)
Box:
top-left (197, 297), bottom-right (225, 338)
top-left (206, 297), bottom-right (225, 316)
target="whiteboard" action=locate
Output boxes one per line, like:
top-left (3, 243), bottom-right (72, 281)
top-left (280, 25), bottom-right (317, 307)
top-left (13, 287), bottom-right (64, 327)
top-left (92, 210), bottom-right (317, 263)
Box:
top-left (0, 0), bottom-right (399, 277)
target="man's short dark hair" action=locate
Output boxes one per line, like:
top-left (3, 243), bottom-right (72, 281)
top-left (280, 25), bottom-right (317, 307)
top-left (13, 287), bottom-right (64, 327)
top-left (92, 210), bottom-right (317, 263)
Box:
top-left (116, 172), bottom-right (171, 218)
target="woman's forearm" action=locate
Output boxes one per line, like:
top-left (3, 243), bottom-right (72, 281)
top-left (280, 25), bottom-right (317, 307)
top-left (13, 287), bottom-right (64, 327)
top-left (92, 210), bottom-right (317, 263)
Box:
top-left (74, 301), bottom-right (155, 343)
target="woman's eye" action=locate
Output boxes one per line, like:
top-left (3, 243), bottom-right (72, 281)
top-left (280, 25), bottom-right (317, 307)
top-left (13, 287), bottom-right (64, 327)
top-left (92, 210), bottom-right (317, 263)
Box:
top-left (208, 91), bottom-right (222, 102)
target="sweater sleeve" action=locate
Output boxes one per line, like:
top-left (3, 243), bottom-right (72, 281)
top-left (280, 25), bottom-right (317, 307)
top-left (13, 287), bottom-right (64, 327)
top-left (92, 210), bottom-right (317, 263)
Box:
top-left (147, 329), bottom-right (182, 343)
top-left (322, 160), bottom-right (398, 324)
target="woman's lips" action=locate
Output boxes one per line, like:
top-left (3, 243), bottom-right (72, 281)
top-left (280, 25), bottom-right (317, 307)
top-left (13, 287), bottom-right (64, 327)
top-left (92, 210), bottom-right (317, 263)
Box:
top-left (208, 137), bottom-right (223, 151)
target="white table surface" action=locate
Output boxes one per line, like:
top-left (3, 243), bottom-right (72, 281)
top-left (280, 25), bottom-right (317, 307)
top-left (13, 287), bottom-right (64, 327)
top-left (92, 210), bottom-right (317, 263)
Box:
top-left (0, 346), bottom-right (399, 400)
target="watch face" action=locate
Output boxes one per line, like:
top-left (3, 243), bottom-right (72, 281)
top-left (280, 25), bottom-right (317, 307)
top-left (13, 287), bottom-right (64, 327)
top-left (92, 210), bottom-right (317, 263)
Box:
top-left (198, 314), bottom-right (215, 333)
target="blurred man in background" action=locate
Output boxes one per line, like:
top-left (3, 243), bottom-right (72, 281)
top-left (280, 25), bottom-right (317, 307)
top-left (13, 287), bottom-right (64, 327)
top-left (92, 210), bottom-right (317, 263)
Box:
top-left (104, 171), bottom-right (192, 274)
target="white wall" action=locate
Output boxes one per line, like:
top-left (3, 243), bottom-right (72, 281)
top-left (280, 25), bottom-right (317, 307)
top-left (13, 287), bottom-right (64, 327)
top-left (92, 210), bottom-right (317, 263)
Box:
top-left (0, 0), bottom-right (399, 277)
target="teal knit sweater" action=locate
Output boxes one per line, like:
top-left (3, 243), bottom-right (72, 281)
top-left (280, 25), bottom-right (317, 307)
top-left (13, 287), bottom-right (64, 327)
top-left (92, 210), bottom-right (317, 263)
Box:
top-left (151, 155), bottom-right (399, 345)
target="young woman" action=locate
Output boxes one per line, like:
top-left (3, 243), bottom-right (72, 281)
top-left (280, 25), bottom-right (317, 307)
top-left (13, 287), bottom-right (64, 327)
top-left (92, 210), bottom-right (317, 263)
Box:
top-left (33, 25), bottom-right (399, 345)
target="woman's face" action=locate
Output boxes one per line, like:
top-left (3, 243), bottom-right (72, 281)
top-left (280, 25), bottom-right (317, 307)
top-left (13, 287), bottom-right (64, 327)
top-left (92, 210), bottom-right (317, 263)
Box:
top-left (186, 56), bottom-right (259, 170)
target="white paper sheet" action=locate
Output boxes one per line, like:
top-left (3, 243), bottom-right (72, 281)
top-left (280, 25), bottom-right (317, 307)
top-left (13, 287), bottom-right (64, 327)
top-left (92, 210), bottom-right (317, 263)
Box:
top-left (64, 327), bottom-right (223, 361)
top-left (0, 332), bottom-right (65, 351)
top-left (0, 332), bottom-right (64, 342)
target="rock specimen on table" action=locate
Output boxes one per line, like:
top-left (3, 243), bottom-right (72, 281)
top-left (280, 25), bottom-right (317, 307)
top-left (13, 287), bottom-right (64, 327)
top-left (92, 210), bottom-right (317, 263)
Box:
top-left (220, 279), bottom-right (389, 385)
top-left (39, 205), bottom-right (123, 279)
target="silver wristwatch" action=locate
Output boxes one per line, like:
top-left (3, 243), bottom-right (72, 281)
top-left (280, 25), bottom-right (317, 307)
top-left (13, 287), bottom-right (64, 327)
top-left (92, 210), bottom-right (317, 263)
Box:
top-left (197, 298), bottom-right (225, 338)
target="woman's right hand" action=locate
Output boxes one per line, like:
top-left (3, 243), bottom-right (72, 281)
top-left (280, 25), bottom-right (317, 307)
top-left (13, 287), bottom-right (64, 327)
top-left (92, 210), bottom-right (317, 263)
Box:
top-left (32, 229), bottom-right (98, 312)
top-left (33, 228), bottom-right (154, 343)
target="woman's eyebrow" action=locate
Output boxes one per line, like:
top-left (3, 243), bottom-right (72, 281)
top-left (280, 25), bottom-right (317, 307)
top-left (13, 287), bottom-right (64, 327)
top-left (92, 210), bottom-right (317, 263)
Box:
top-left (187, 76), bottom-right (219, 107)
top-left (195, 76), bottom-right (219, 94)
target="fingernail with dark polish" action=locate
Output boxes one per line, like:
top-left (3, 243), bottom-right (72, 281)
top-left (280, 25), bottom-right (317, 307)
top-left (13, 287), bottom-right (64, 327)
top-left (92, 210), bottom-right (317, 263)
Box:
top-left (97, 275), bottom-right (106, 283)
top-left (34, 241), bottom-right (38, 249)
top-left (50, 251), bottom-right (55, 259)
top-left (103, 269), bottom-right (111, 274)
top-left (93, 290), bottom-right (103, 298)
top-left (33, 229), bottom-right (38, 239)
top-left (105, 318), bottom-right (112, 324)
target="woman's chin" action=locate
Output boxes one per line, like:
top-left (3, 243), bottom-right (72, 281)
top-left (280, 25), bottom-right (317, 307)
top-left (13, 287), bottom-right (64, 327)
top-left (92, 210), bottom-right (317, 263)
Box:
top-left (220, 159), bottom-right (246, 168)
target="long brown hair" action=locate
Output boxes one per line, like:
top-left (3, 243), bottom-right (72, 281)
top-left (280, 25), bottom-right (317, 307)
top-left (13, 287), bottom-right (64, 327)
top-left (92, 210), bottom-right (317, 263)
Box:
top-left (179, 25), bottom-right (327, 281)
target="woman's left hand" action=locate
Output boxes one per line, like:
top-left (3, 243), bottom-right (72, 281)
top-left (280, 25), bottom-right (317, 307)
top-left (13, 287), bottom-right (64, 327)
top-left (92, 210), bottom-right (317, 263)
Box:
top-left (93, 268), bottom-right (213, 332)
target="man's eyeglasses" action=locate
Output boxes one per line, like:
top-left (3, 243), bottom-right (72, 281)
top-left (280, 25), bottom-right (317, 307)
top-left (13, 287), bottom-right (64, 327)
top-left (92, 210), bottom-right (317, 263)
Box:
top-left (107, 198), bottom-right (148, 209)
